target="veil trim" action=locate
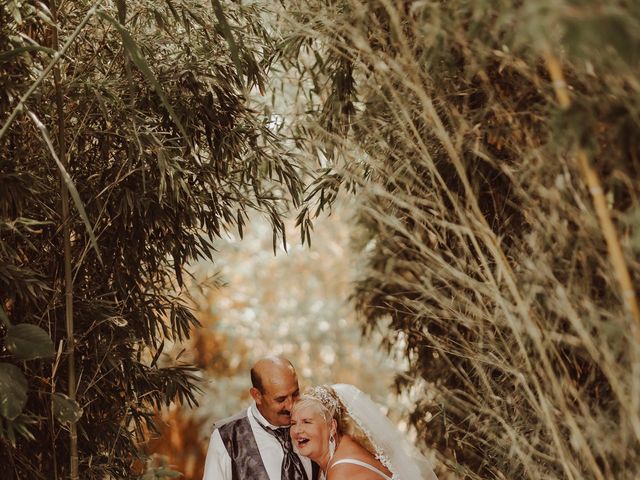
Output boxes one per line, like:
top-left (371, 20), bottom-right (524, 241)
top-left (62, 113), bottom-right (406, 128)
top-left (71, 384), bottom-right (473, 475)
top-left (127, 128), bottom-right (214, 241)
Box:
top-left (332, 384), bottom-right (438, 480)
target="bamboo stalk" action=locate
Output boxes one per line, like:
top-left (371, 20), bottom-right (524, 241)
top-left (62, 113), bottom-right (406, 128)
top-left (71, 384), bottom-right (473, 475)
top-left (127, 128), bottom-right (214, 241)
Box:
top-left (545, 52), bottom-right (640, 334)
top-left (51, 1), bottom-right (78, 478)
top-left (544, 54), bottom-right (570, 109)
top-left (0, 0), bottom-right (104, 143)
top-left (546, 51), bottom-right (640, 447)
top-left (576, 151), bottom-right (640, 336)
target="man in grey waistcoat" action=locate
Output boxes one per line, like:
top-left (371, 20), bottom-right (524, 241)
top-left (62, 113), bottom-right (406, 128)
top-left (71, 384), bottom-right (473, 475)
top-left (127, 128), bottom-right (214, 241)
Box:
top-left (203, 355), bottom-right (319, 480)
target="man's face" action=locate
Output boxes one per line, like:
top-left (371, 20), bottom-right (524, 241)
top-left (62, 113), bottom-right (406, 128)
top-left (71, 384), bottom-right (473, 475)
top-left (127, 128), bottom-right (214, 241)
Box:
top-left (253, 368), bottom-right (300, 427)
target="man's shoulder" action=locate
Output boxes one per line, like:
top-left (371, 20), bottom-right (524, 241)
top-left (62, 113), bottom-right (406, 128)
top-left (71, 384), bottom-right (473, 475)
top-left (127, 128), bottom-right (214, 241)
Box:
top-left (214, 407), bottom-right (251, 431)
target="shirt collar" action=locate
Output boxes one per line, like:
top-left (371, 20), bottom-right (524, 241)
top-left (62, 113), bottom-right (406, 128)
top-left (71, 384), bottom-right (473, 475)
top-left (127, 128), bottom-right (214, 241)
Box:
top-left (251, 402), bottom-right (287, 430)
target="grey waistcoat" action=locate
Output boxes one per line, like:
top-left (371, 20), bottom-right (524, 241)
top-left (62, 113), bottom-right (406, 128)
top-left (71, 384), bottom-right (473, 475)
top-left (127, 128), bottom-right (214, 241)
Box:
top-left (215, 409), bottom-right (320, 480)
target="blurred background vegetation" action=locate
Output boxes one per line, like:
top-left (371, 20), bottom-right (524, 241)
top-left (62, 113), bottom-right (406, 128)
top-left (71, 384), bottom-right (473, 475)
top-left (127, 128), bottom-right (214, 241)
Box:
top-left (142, 204), bottom-right (402, 479)
top-left (2, 0), bottom-right (640, 479)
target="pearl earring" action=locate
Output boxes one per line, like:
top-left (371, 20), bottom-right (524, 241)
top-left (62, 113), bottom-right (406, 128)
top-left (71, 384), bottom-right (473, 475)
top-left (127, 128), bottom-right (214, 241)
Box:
top-left (328, 434), bottom-right (336, 460)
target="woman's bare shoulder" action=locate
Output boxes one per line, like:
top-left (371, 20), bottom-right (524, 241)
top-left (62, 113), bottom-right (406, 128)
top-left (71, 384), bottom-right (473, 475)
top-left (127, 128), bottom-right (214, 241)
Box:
top-left (327, 435), bottom-right (392, 480)
top-left (337, 434), bottom-right (374, 457)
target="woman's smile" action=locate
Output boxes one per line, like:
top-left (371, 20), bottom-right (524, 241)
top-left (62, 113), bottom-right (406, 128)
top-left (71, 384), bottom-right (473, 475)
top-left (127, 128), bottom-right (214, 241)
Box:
top-left (293, 433), bottom-right (311, 452)
top-left (290, 403), bottom-right (331, 462)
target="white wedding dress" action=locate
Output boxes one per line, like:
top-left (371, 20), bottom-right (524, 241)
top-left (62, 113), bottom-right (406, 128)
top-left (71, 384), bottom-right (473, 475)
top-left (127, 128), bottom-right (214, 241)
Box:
top-left (332, 384), bottom-right (438, 480)
top-left (330, 458), bottom-right (392, 479)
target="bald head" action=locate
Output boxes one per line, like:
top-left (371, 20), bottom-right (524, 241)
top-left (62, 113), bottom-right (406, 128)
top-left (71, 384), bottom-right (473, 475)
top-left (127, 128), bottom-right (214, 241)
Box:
top-left (251, 355), bottom-right (295, 392)
top-left (250, 355), bottom-right (300, 426)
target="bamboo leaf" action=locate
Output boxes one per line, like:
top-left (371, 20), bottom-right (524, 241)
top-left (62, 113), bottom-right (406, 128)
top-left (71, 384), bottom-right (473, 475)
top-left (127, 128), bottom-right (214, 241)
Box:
top-left (52, 393), bottom-right (83, 424)
top-left (0, 0), bottom-right (103, 144)
top-left (0, 46), bottom-right (55, 63)
top-left (5, 324), bottom-right (55, 361)
top-left (164, 0), bottom-right (180, 22)
top-left (26, 110), bottom-right (103, 264)
top-left (98, 11), bottom-right (191, 146)
top-left (1, 414), bottom-right (37, 446)
top-left (0, 363), bottom-right (28, 420)
top-left (210, 0), bottom-right (244, 82)
top-left (0, 305), bottom-right (10, 328)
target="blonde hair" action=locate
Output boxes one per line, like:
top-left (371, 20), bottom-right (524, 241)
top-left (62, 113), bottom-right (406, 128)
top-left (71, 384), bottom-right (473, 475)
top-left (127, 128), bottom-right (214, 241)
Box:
top-left (294, 385), bottom-right (377, 456)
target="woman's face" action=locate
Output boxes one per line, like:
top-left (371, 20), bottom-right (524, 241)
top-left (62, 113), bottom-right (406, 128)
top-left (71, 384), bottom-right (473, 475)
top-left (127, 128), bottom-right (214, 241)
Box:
top-left (290, 402), bottom-right (333, 463)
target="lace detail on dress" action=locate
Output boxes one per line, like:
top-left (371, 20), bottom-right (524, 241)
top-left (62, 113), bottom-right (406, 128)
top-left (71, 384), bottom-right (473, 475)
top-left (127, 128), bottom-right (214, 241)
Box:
top-left (336, 388), bottom-right (398, 478)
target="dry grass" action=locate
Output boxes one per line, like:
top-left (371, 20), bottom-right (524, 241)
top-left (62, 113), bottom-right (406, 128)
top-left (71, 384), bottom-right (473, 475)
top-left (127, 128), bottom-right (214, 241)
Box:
top-left (280, 1), bottom-right (640, 478)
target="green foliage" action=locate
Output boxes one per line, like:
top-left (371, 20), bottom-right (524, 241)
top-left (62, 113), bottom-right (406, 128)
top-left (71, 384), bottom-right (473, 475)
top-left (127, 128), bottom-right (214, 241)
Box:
top-left (52, 393), bottom-right (83, 424)
top-left (0, 363), bottom-right (27, 421)
top-left (0, 302), bottom-right (55, 447)
top-left (0, 0), bottom-right (301, 478)
top-left (97, 11), bottom-right (191, 144)
top-left (4, 323), bottom-right (55, 360)
top-left (26, 109), bottom-right (103, 262)
top-left (283, 0), bottom-right (640, 478)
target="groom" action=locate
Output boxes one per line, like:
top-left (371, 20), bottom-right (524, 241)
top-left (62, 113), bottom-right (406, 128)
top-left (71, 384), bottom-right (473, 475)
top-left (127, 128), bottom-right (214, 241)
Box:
top-left (203, 355), bottom-right (319, 480)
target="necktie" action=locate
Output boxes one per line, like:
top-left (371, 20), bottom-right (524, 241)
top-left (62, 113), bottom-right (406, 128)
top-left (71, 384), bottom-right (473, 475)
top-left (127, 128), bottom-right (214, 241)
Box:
top-left (263, 425), bottom-right (309, 480)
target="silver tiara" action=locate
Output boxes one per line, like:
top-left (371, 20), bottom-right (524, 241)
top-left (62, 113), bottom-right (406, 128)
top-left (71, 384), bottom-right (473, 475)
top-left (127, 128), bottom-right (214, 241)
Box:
top-left (305, 385), bottom-right (341, 416)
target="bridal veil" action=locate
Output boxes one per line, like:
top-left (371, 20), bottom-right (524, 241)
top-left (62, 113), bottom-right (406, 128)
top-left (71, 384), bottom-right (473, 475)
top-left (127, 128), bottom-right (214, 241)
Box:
top-left (332, 384), bottom-right (438, 480)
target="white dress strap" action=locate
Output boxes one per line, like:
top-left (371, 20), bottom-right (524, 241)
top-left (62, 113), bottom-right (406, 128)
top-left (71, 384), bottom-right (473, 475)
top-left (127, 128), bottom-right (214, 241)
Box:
top-left (330, 458), bottom-right (392, 479)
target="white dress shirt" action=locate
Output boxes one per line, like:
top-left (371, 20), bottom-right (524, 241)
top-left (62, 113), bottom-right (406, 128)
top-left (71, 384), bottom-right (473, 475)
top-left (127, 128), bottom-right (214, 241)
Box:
top-left (202, 404), bottom-right (314, 480)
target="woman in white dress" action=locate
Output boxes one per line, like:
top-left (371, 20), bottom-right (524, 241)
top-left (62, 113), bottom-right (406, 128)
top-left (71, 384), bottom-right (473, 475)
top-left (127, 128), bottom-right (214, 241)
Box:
top-left (290, 384), bottom-right (438, 480)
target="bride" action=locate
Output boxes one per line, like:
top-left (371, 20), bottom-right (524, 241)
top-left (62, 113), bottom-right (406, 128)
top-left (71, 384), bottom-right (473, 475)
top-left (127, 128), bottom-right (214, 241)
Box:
top-left (289, 384), bottom-right (438, 480)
